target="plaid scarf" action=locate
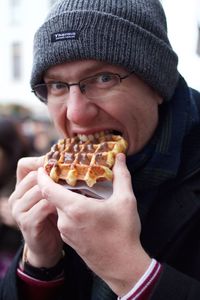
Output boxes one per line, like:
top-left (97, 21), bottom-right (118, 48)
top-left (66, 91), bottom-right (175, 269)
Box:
top-left (90, 76), bottom-right (199, 300)
top-left (91, 275), bottom-right (117, 300)
top-left (127, 75), bottom-right (199, 193)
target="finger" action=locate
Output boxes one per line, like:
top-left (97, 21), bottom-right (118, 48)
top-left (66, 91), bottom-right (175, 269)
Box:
top-left (11, 185), bottom-right (45, 225)
top-left (9, 171), bottom-right (38, 207)
top-left (37, 167), bottom-right (85, 210)
top-left (112, 153), bottom-right (133, 197)
top-left (26, 199), bottom-right (57, 224)
top-left (17, 199), bottom-right (57, 233)
top-left (12, 185), bottom-right (43, 213)
top-left (16, 156), bottom-right (45, 185)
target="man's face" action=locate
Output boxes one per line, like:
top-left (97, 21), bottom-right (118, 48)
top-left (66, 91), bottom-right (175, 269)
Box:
top-left (44, 60), bottom-right (163, 155)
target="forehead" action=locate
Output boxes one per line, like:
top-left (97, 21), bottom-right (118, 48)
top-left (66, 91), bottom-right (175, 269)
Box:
top-left (44, 60), bottom-right (128, 79)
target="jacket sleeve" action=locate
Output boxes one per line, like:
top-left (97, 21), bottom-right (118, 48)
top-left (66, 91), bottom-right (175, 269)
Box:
top-left (2, 252), bottom-right (200, 300)
top-left (0, 245), bottom-right (92, 300)
top-left (150, 264), bottom-right (200, 299)
top-left (0, 247), bottom-right (22, 300)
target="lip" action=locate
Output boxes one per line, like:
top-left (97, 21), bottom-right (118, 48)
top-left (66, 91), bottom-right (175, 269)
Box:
top-left (72, 128), bottom-right (122, 136)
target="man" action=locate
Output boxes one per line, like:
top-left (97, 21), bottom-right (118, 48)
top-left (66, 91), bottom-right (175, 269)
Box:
top-left (1, 0), bottom-right (200, 299)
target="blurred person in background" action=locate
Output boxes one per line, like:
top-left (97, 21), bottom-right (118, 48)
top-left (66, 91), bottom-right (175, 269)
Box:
top-left (0, 116), bottom-right (30, 278)
top-left (22, 118), bottom-right (58, 156)
top-left (31, 121), bottom-right (58, 156)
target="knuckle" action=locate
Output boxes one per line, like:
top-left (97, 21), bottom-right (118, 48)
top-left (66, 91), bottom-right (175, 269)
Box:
top-left (66, 203), bottom-right (86, 223)
top-left (28, 170), bottom-right (37, 181)
top-left (11, 204), bottom-right (25, 226)
top-left (57, 218), bottom-right (69, 236)
top-left (17, 157), bottom-right (25, 167)
top-left (125, 195), bottom-right (136, 208)
top-left (12, 209), bottom-right (25, 230)
top-left (57, 220), bottom-right (64, 234)
top-left (121, 167), bottom-right (131, 180)
top-left (40, 184), bottom-right (51, 200)
top-left (117, 193), bottom-right (136, 211)
top-left (19, 216), bottom-right (28, 232)
top-left (17, 157), bottom-right (29, 170)
top-left (8, 192), bottom-right (14, 206)
top-left (10, 206), bottom-right (17, 221)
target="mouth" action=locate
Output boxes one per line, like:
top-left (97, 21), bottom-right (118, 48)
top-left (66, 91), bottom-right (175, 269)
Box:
top-left (77, 130), bottom-right (122, 142)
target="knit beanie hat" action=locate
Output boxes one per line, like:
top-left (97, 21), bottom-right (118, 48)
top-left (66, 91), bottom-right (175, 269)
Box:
top-left (31, 0), bottom-right (179, 101)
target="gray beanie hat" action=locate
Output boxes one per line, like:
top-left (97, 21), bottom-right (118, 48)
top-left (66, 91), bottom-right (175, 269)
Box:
top-left (31, 0), bottom-right (179, 100)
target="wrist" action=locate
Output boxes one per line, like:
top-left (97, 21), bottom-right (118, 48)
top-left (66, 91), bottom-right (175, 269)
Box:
top-left (118, 259), bottom-right (162, 300)
top-left (20, 244), bottom-right (65, 281)
top-left (107, 250), bottom-right (151, 296)
top-left (23, 243), bottom-right (64, 268)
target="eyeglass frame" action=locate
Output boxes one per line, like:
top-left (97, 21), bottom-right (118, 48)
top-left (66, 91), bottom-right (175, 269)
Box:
top-left (31, 70), bottom-right (134, 104)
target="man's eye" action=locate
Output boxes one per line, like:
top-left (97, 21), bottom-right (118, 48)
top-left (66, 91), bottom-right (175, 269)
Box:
top-left (98, 73), bottom-right (114, 83)
top-left (51, 82), bottom-right (66, 90)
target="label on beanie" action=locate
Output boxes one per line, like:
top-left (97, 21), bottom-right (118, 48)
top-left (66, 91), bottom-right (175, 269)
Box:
top-left (51, 31), bottom-right (79, 42)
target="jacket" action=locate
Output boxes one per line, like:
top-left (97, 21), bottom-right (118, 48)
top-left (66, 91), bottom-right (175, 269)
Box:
top-left (1, 87), bottom-right (200, 300)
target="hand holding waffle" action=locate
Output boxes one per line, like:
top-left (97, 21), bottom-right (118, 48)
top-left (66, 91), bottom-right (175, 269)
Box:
top-left (8, 156), bottom-right (64, 268)
top-left (38, 153), bottom-right (150, 295)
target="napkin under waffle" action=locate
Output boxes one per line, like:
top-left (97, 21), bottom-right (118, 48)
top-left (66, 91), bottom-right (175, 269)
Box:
top-left (44, 134), bottom-right (128, 187)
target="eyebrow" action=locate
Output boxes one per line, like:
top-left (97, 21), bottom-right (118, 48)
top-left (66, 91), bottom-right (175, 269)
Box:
top-left (44, 62), bottom-right (110, 81)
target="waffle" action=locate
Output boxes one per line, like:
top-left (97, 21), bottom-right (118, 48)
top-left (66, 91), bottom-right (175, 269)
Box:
top-left (44, 133), bottom-right (128, 187)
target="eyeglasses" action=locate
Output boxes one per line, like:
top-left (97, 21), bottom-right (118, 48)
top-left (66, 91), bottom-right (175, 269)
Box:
top-left (32, 71), bottom-right (134, 104)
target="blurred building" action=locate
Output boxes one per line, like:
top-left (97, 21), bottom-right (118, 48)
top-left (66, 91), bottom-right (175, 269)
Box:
top-left (0, 0), bottom-right (57, 117)
top-left (161, 0), bottom-right (200, 92)
top-left (0, 0), bottom-right (199, 117)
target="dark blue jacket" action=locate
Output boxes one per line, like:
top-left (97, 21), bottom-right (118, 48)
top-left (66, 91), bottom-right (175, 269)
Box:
top-left (1, 86), bottom-right (200, 300)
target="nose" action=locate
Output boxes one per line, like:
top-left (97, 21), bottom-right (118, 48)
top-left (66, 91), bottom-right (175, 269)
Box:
top-left (66, 86), bottom-right (98, 125)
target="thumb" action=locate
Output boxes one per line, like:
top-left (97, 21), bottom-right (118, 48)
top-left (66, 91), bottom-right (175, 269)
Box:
top-left (37, 167), bottom-right (74, 209)
top-left (112, 153), bottom-right (133, 197)
top-left (37, 168), bottom-right (97, 209)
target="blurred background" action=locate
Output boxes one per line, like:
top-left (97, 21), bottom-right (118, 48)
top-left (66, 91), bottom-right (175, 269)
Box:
top-left (0, 0), bottom-right (59, 158)
top-left (0, 1), bottom-right (59, 277)
top-left (0, 0), bottom-right (58, 118)
top-left (0, 0), bottom-right (199, 278)
top-left (161, 0), bottom-right (200, 92)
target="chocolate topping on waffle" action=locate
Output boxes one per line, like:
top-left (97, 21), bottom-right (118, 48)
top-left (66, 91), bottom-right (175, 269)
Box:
top-left (44, 134), bottom-right (128, 187)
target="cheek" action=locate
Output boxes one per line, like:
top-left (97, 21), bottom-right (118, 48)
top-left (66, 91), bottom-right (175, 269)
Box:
top-left (124, 100), bottom-right (160, 154)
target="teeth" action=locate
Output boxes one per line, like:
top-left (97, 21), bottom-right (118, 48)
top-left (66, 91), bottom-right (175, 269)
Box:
top-left (78, 134), bottom-right (88, 142)
top-left (88, 134), bottom-right (94, 141)
top-left (100, 131), bottom-right (104, 137)
top-left (78, 131), bottom-right (107, 142)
